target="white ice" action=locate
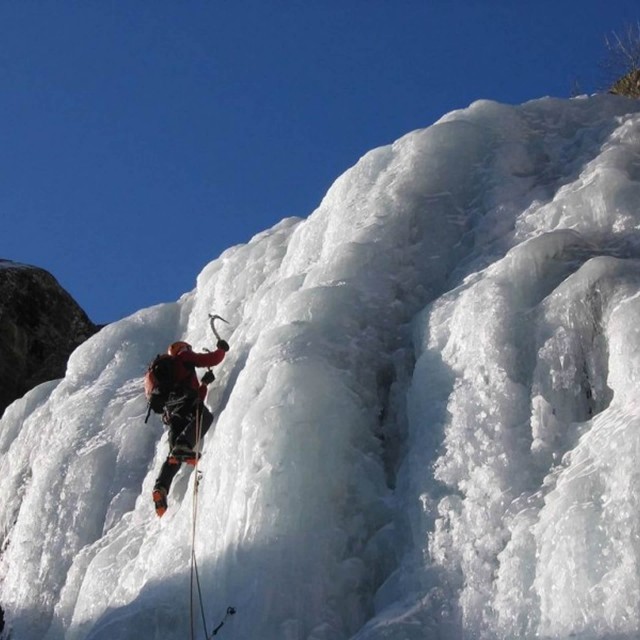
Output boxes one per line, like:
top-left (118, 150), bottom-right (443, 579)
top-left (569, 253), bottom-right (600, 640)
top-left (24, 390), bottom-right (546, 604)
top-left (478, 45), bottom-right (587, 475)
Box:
top-left (2, 94), bottom-right (640, 639)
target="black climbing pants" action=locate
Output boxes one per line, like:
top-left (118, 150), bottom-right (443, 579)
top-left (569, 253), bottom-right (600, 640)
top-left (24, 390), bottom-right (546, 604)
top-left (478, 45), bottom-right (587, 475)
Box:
top-left (154, 394), bottom-right (214, 494)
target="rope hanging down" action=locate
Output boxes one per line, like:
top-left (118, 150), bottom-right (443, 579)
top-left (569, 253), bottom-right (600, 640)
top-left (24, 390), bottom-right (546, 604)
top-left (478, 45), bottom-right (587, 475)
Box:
top-left (189, 404), bottom-right (208, 639)
top-left (189, 313), bottom-right (235, 640)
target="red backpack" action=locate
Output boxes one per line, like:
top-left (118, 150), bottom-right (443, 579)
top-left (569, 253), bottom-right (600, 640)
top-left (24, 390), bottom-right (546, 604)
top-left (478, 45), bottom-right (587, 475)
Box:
top-left (143, 354), bottom-right (178, 421)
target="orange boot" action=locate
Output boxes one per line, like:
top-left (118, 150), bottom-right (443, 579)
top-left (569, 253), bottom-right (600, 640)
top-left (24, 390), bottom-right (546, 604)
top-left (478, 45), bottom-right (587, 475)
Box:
top-left (152, 486), bottom-right (168, 517)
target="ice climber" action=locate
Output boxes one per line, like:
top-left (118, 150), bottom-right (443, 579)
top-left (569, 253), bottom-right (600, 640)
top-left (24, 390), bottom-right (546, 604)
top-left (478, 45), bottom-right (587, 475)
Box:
top-left (150, 338), bottom-right (229, 517)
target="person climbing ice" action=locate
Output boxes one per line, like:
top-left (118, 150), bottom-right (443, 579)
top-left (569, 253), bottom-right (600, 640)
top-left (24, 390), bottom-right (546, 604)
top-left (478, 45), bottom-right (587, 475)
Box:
top-left (145, 336), bottom-right (229, 517)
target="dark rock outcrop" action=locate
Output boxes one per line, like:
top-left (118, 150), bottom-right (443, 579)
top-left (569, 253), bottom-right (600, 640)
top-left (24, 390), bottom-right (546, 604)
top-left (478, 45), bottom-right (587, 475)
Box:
top-left (0, 259), bottom-right (99, 416)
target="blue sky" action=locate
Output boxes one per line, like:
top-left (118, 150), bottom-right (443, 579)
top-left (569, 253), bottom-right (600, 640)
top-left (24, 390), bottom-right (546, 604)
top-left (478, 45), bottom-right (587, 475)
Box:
top-left (2, 1), bottom-right (638, 324)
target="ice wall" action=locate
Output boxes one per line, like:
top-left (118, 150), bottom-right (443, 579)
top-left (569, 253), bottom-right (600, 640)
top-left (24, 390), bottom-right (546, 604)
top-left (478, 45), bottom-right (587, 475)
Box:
top-left (2, 95), bottom-right (640, 640)
top-left (359, 97), bottom-right (640, 639)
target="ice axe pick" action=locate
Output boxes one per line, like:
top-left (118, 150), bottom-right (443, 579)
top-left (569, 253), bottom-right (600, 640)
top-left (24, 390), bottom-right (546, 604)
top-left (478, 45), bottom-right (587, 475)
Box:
top-left (209, 313), bottom-right (230, 341)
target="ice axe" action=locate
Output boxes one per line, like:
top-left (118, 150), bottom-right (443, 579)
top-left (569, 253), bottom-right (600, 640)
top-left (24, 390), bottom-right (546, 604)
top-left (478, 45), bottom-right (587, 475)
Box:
top-left (209, 313), bottom-right (229, 341)
top-left (200, 314), bottom-right (230, 385)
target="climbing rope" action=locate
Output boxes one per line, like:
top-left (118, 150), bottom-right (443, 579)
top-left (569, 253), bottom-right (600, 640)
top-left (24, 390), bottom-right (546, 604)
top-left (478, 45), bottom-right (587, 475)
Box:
top-left (190, 402), bottom-right (208, 639)
top-left (189, 395), bottom-right (236, 639)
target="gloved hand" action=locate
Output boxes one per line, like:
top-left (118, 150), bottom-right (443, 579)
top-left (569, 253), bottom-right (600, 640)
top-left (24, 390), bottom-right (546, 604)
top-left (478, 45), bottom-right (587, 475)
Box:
top-left (217, 339), bottom-right (230, 352)
top-left (201, 370), bottom-right (215, 385)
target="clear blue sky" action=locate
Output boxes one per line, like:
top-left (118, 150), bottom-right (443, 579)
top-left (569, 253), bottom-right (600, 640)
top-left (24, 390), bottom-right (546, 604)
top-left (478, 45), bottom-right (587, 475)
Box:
top-left (2, 1), bottom-right (638, 324)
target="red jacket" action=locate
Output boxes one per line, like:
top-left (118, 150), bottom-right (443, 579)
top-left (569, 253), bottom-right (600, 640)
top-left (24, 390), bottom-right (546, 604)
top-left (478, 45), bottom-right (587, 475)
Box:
top-left (174, 348), bottom-right (226, 400)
